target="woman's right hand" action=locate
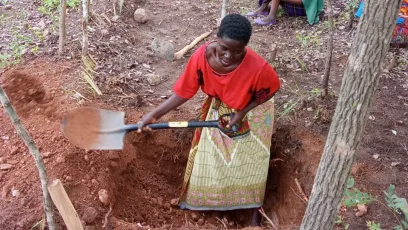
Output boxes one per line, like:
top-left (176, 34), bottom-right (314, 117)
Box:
top-left (137, 94), bottom-right (189, 133)
top-left (137, 113), bottom-right (156, 132)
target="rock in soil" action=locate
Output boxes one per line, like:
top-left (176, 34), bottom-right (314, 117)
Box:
top-left (0, 164), bottom-right (13, 170)
top-left (6, 160), bottom-right (18, 165)
top-left (98, 189), bottom-right (110, 205)
top-left (355, 204), bottom-right (368, 217)
top-left (146, 74), bottom-right (162, 86)
top-left (84, 226), bottom-right (96, 230)
top-left (151, 38), bottom-right (174, 61)
top-left (134, 8), bottom-right (148, 23)
top-left (9, 146), bottom-right (19, 155)
top-left (170, 198), bottom-right (179, 206)
top-left (197, 217), bottom-right (205, 226)
top-left (157, 197), bottom-right (163, 206)
top-left (107, 151), bottom-right (120, 160)
top-left (190, 212), bottom-right (199, 221)
top-left (82, 207), bottom-right (98, 224)
top-left (56, 156), bottom-right (65, 163)
top-left (42, 151), bottom-right (52, 158)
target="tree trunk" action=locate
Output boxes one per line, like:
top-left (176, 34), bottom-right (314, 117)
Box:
top-left (300, 1), bottom-right (401, 229)
top-left (82, 0), bottom-right (89, 55)
top-left (348, 7), bottom-right (355, 30)
top-left (0, 86), bottom-right (56, 230)
top-left (221, 0), bottom-right (229, 20)
top-left (58, 0), bottom-right (67, 55)
top-left (321, 0), bottom-right (334, 98)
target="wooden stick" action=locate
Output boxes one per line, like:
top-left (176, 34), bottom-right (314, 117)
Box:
top-left (174, 31), bottom-right (211, 60)
top-left (220, 0), bottom-right (229, 20)
top-left (258, 207), bottom-right (278, 230)
top-left (0, 85), bottom-right (56, 230)
top-left (58, 0), bottom-right (67, 55)
top-left (294, 178), bottom-right (309, 202)
top-left (47, 179), bottom-right (84, 230)
top-left (269, 43), bottom-right (277, 63)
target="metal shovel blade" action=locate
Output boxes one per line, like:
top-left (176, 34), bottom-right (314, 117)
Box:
top-left (61, 107), bottom-right (127, 150)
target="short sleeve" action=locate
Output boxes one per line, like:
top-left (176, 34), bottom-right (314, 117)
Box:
top-left (253, 64), bottom-right (280, 104)
top-left (172, 47), bottom-right (203, 99)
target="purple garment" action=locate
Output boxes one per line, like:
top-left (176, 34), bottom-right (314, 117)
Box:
top-left (257, 0), bottom-right (306, 17)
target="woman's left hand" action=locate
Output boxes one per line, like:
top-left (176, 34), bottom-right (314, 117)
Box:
top-left (227, 110), bottom-right (246, 127)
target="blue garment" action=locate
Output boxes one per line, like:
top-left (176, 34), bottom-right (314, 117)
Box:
top-left (355, 1), bottom-right (405, 25)
top-left (355, 1), bottom-right (364, 18)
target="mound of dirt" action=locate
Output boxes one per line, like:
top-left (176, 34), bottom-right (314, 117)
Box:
top-left (1, 71), bottom-right (57, 119)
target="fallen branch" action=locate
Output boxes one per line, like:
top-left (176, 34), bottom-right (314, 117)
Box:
top-left (48, 179), bottom-right (83, 230)
top-left (174, 31), bottom-right (211, 60)
top-left (258, 207), bottom-right (278, 230)
top-left (294, 178), bottom-right (309, 202)
top-left (0, 85), bottom-right (56, 230)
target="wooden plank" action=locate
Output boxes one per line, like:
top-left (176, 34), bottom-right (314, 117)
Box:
top-left (47, 179), bottom-right (84, 230)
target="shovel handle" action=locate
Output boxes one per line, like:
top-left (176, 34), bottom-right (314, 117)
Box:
top-left (124, 120), bottom-right (220, 132)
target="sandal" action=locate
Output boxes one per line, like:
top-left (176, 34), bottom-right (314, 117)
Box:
top-left (246, 10), bottom-right (269, 17)
top-left (254, 17), bottom-right (277, 26)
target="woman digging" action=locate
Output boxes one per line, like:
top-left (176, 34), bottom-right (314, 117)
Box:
top-left (138, 14), bottom-right (281, 226)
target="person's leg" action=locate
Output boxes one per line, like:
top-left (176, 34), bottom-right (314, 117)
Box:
top-left (251, 208), bottom-right (262, 226)
top-left (246, 0), bottom-right (271, 17)
top-left (255, 0), bottom-right (303, 24)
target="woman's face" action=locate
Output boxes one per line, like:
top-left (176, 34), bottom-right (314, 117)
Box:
top-left (215, 37), bottom-right (247, 68)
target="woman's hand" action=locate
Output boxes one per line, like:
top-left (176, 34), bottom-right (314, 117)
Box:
top-left (228, 110), bottom-right (246, 128)
top-left (137, 113), bottom-right (156, 132)
top-left (137, 94), bottom-right (189, 132)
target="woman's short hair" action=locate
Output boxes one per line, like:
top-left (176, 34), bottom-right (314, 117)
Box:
top-left (217, 14), bottom-right (252, 44)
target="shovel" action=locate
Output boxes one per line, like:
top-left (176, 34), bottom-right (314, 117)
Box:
top-left (61, 107), bottom-right (238, 150)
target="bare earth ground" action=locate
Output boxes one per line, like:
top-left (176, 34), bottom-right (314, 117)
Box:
top-left (0, 0), bottom-right (407, 229)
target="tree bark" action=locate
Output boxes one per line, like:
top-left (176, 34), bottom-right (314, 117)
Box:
top-left (82, 0), bottom-right (89, 55)
top-left (321, 0), bottom-right (334, 98)
top-left (58, 0), bottom-right (67, 55)
top-left (300, 1), bottom-right (401, 229)
top-left (0, 86), bottom-right (56, 230)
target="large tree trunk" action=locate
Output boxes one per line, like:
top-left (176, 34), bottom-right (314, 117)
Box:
top-left (300, 1), bottom-right (401, 229)
top-left (321, 0), bottom-right (334, 98)
top-left (82, 0), bottom-right (89, 55)
top-left (58, 0), bottom-right (67, 55)
top-left (0, 87), bottom-right (56, 230)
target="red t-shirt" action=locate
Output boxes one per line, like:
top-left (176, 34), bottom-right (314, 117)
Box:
top-left (173, 43), bottom-right (280, 110)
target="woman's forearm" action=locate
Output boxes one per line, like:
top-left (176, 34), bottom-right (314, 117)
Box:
top-left (241, 94), bottom-right (275, 114)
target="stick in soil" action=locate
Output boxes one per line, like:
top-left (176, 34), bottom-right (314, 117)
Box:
top-left (59, 0), bottom-right (67, 55)
top-left (102, 204), bottom-right (113, 229)
top-left (321, 0), bottom-right (334, 98)
top-left (269, 43), bottom-right (278, 64)
top-left (0, 86), bottom-right (56, 230)
top-left (258, 207), bottom-right (278, 230)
